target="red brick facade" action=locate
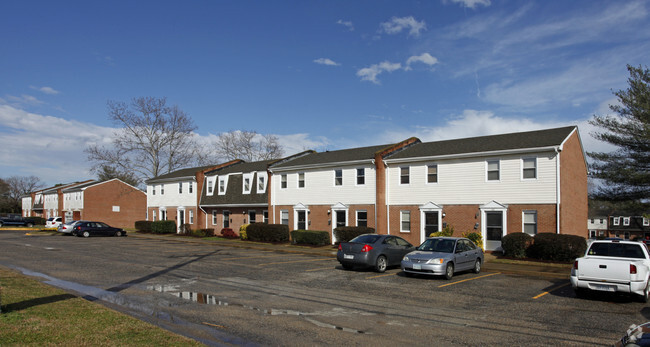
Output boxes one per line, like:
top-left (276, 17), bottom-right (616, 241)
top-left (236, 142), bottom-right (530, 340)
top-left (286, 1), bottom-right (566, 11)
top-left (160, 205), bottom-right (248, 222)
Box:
top-left (559, 131), bottom-right (588, 236)
top-left (81, 179), bottom-right (147, 229)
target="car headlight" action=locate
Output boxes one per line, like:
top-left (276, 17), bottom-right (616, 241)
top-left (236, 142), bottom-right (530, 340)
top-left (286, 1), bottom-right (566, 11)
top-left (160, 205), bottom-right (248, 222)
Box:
top-left (403, 256), bottom-right (409, 261)
top-left (426, 258), bottom-right (444, 264)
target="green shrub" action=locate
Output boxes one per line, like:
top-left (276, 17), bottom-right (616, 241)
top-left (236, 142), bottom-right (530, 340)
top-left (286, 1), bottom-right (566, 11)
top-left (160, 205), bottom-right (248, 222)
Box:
top-left (196, 228), bottom-right (215, 237)
top-left (246, 223), bottom-right (290, 243)
top-left (501, 233), bottom-right (533, 258)
top-left (462, 230), bottom-right (483, 250)
top-left (430, 224), bottom-right (454, 237)
top-left (239, 224), bottom-right (249, 240)
top-left (291, 230), bottom-right (331, 246)
top-left (151, 220), bottom-right (176, 234)
top-left (333, 226), bottom-right (375, 243)
top-left (27, 217), bottom-right (46, 226)
top-left (527, 233), bottom-right (587, 262)
top-left (134, 220), bottom-right (153, 232)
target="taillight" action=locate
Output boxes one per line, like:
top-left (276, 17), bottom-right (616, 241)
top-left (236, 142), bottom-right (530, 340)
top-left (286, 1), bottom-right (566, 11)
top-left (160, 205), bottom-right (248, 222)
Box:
top-left (338, 244), bottom-right (342, 251)
top-left (631, 264), bottom-right (638, 274)
top-left (361, 244), bottom-right (373, 252)
top-left (574, 260), bottom-right (578, 270)
top-left (75, 226), bottom-right (81, 231)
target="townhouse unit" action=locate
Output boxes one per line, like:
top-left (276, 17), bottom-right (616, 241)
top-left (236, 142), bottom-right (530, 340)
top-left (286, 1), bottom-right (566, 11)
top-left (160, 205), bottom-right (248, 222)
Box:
top-left (608, 215), bottom-right (650, 240)
top-left (268, 126), bottom-right (587, 251)
top-left (22, 180), bottom-right (94, 218)
top-left (588, 216), bottom-right (608, 238)
top-left (61, 179), bottom-right (146, 228)
top-left (199, 160), bottom-right (277, 233)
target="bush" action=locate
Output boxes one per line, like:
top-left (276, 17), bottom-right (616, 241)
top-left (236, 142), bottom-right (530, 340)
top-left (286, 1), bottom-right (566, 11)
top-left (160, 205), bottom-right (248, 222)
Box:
top-left (135, 220), bottom-right (153, 233)
top-left (178, 223), bottom-right (192, 235)
top-left (501, 233), bottom-right (533, 258)
top-left (151, 220), bottom-right (176, 234)
top-left (27, 217), bottom-right (46, 226)
top-left (195, 228), bottom-right (215, 237)
top-left (527, 233), bottom-right (587, 262)
top-left (221, 228), bottom-right (238, 239)
top-left (333, 226), bottom-right (375, 243)
top-left (430, 224), bottom-right (454, 237)
top-left (246, 223), bottom-right (290, 243)
top-left (239, 224), bottom-right (249, 240)
top-left (291, 230), bottom-right (331, 246)
top-left (462, 230), bottom-right (483, 250)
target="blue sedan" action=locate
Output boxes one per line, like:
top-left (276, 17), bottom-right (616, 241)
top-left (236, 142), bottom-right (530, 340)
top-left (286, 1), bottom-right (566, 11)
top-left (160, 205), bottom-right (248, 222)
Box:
top-left (401, 237), bottom-right (484, 280)
top-left (337, 234), bottom-right (415, 273)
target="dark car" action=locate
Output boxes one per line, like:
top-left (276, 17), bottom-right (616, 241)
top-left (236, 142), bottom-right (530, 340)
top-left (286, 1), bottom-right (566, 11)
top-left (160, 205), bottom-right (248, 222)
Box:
top-left (73, 221), bottom-right (126, 237)
top-left (337, 234), bottom-right (415, 273)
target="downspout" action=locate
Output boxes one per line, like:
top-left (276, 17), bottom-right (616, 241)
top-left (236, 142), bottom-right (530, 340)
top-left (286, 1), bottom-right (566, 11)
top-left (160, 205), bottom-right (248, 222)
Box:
top-left (555, 146), bottom-right (561, 234)
top-left (385, 161), bottom-right (390, 235)
top-left (372, 159), bottom-right (377, 231)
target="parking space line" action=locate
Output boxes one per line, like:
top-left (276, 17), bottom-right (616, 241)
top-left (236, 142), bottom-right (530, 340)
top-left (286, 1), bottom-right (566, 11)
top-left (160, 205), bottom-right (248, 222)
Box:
top-left (259, 258), bottom-right (331, 266)
top-left (438, 272), bottom-right (500, 288)
top-left (532, 282), bottom-right (570, 299)
top-left (222, 254), bottom-right (299, 261)
top-left (366, 272), bottom-right (398, 279)
top-left (305, 266), bottom-right (336, 272)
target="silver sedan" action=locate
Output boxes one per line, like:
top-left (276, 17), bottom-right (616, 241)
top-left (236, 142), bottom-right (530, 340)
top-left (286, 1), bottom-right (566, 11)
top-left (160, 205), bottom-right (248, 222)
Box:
top-left (401, 237), bottom-right (484, 280)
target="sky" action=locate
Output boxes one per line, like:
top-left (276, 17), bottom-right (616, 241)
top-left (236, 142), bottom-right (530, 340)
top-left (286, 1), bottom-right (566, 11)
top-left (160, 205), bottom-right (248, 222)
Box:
top-left (1, 0), bottom-right (648, 186)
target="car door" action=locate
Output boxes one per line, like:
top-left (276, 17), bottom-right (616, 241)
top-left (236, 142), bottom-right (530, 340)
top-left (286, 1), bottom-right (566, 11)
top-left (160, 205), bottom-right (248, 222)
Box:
top-left (394, 236), bottom-right (415, 260)
top-left (382, 237), bottom-right (402, 265)
top-left (454, 240), bottom-right (472, 271)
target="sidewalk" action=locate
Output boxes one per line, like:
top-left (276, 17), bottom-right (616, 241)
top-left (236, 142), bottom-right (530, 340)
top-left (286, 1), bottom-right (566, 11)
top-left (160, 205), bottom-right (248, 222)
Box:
top-left (129, 232), bottom-right (572, 279)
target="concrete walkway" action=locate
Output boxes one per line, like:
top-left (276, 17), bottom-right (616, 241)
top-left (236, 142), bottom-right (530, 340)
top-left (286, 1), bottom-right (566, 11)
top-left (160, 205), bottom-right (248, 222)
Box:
top-left (128, 232), bottom-right (573, 279)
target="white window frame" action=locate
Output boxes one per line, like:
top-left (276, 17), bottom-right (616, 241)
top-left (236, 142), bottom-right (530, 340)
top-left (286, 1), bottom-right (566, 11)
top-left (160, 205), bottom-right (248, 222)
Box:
top-left (281, 174), bottom-right (288, 189)
top-left (523, 210), bottom-right (537, 236)
top-left (243, 173), bottom-right (253, 194)
top-left (486, 160), bottom-right (500, 182)
top-left (426, 164), bottom-right (438, 184)
top-left (257, 174), bottom-right (266, 193)
top-left (399, 166), bottom-right (410, 185)
top-left (263, 210), bottom-right (269, 223)
top-left (297, 172), bottom-right (305, 188)
top-left (280, 210), bottom-right (289, 225)
top-left (334, 169), bottom-right (342, 186)
top-left (644, 218), bottom-right (649, 226)
top-left (356, 210), bottom-right (368, 227)
top-left (218, 176), bottom-right (228, 195)
top-left (161, 184), bottom-right (164, 195)
top-left (400, 210), bottom-right (411, 233)
top-left (179, 182), bottom-right (183, 194)
top-left (356, 168), bottom-right (365, 186)
top-left (212, 210), bottom-right (217, 225)
top-left (189, 210), bottom-right (194, 224)
top-left (623, 217), bottom-right (630, 226)
top-left (189, 182), bottom-right (193, 194)
top-left (613, 217), bottom-right (620, 226)
top-left (152, 186), bottom-right (156, 195)
top-left (522, 157), bottom-right (537, 180)
top-left (207, 177), bottom-right (214, 195)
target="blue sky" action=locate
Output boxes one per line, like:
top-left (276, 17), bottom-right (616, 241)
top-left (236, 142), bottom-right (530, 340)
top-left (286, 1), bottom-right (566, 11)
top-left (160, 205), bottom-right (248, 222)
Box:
top-left (1, 0), bottom-right (648, 186)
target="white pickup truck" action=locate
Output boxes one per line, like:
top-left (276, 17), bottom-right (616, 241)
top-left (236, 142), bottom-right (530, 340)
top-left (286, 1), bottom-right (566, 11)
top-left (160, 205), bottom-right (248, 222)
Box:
top-left (570, 239), bottom-right (650, 302)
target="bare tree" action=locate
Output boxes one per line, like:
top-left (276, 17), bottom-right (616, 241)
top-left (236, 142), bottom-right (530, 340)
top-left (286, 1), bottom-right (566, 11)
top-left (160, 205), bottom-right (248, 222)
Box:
top-left (3, 176), bottom-right (45, 212)
top-left (213, 130), bottom-right (284, 161)
top-left (86, 97), bottom-right (208, 182)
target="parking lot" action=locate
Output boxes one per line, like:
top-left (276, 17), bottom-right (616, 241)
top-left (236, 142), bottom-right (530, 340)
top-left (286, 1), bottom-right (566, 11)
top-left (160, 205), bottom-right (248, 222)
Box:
top-left (1, 230), bottom-right (647, 346)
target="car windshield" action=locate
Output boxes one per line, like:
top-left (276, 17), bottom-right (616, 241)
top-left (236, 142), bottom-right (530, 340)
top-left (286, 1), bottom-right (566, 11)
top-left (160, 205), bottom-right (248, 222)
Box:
top-left (350, 235), bottom-right (381, 244)
top-left (418, 239), bottom-right (456, 253)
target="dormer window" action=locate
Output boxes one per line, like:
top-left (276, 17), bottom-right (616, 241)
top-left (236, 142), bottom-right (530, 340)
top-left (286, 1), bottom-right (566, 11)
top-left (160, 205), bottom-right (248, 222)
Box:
top-left (219, 176), bottom-right (228, 195)
top-left (207, 179), bottom-right (214, 194)
top-left (258, 175), bottom-right (266, 193)
top-left (243, 174), bottom-right (253, 194)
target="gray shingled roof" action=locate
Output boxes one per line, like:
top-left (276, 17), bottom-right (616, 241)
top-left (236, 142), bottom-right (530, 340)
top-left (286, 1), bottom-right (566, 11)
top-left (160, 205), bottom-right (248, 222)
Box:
top-left (271, 143), bottom-right (395, 169)
top-left (146, 165), bottom-right (217, 183)
top-left (62, 180), bottom-right (99, 193)
top-left (205, 160), bottom-right (275, 176)
top-left (386, 126), bottom-right (577, 160)
top-left (200, 172), bottom-right (268, 206)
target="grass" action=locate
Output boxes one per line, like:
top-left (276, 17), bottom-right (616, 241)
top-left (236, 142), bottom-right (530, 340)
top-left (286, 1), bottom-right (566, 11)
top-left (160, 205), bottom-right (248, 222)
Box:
top-left (0, 267), bottom-right (203, 346)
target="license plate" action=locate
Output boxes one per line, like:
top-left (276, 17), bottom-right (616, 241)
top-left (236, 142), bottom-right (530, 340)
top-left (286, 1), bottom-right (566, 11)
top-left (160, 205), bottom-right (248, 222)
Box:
top-left (344, 254), bottom-right (354, 260)
top-left (592, 284), bottom-right (615, 292)
top-left (413, 264), bottom-right (422, 270)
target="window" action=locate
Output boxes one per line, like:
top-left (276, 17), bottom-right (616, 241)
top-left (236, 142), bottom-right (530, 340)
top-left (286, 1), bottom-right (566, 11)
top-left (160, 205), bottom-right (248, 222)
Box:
top-left (212, 210), bottom-right (217, 225)
top-left (334, 169), bottom-right (342, 186)
top-left (160, 210), bottom-right (166, 221)
top-left (523, 211), bottom-right (537, 236)
top-left (400, 167), bottom-right (410, 184)
top-left (219, 177), bottom-right (226, 194)
top-left (427, 164), bottom-right (437, 183)
top-left (356, 210), bottom-right (367, 227)
top-left (179, 182), bottom-right (183, 194)
top-left (189, 182), bottom-right (193, 193)
top-left (223, 211), bottom-right (230, 228)
top-left (207, 179), bottom-right (214, 194)
top-left (298, 172), bottom-right (305, 188)
top-left (281, 174), bottom-right (287, 189)
top-left (189, 210), bottom-right (194, 224)
top-left (400, 211), bottom-right (411, 232)
top-left (243, 177), bottom-right (251, 194)
top-left (487, 160), bottom-right (500, 181)
top-left (152, 186), bottom-right (156, 195)
top-left (161, 185), bottom-right (164, 195)
top-left (335, 210), bottom-right (346, 228)
top-left (248, 210), bottom-right (256, 224)
top-left (613, 217), bottom-right (620, 226)
top-left (357, 168), bottom-right (365, 185)
top-left (296, 210), bottom-right (307, 230)
top-left (263, 210), bottom-right (269, 223)
top-left (258, 175), bottom-right (266, 192)
top-left (624, 217), bottom-right (630, 226)
top-left (522, 157), bottom-right (537, 179)
top-left (152, 210), bottom-right (157, 221)
top-left (281, 210), bottom-right (289, 225)
top-left (644, 218), bottom-right (649, 226)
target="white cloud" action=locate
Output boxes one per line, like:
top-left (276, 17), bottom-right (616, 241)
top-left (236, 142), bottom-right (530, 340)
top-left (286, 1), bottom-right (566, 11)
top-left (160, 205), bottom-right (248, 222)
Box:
top-left (313, 58), bottom-right (341, 66)
top-left (379, 16), bottom-right (427, 37)
top-left (1, 94), bottom-right (44, 107)
top-left (448, 0), bottom-right (491, 9)
top-left (30, 86), bottom-right (60, 95)
top-left (405, 53), bottom-right (439, 71)
top-left (336, 19), bottom-right (354, 31)
top-left (356, 61), bottom-right (402, 84)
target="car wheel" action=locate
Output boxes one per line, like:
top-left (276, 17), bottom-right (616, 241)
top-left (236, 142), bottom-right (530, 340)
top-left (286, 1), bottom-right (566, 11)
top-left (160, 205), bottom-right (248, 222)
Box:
top-left (444, 263), bottom-right (454, 280)
top-left (115, 231), bottom-right (123, 237)
top-left (82, 231), bottom-right (90, 238)
top-left (26, 223), bottom-right (34, 228)
top-left (639, 283), bottom-right (649, 303)
top-left (375, 255), bottom-right (387, 273)
top-left (472, 259), bottom-right (481, 274)
top-left (342, 263), bottom-right (353, 270)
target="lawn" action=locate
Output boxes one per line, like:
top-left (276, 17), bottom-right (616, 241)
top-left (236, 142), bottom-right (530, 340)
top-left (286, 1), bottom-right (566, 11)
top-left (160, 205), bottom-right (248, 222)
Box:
top-left (0, 267), bottom-right (203, 346)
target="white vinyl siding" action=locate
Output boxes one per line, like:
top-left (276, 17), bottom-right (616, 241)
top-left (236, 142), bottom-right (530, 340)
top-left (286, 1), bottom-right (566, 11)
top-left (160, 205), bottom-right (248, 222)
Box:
top-left (387, 153), bottom-right (558, 205)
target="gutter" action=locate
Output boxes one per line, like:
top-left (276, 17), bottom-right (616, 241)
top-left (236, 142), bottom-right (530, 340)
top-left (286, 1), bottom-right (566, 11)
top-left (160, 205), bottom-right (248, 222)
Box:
top-left (555, 146), bottom-right (561, 234)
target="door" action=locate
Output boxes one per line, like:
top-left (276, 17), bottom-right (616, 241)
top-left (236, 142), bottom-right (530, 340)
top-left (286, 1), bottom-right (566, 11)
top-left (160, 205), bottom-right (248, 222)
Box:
top-left (178, 210), bottom-right (185, 233)
top-left (424, 211), bottom-right (439, 237)
top-left (485, 212), bottom-right (504, 251)
top-left (335, 211), bottom-right (346, 228)
top-left (297, 211), bottom-right (306, 230)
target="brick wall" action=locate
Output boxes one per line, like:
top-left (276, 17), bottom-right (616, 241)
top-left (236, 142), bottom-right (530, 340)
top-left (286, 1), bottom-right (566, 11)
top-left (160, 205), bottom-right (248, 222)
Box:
top-left (83, 180), bottom-right (146, 229)
top-left (559, 131), bottom-right (588, 237)
top-left (507, 204), bottom-right (557, 234)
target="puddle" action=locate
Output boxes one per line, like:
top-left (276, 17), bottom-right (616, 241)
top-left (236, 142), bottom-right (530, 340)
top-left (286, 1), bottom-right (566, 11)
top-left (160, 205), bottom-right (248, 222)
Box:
top-left (148, 286), bottom-right (368, 334)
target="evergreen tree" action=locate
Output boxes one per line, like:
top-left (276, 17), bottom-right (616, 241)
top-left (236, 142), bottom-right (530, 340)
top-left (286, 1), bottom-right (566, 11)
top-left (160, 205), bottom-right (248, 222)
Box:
top-left (588, 65), bottom-right (650, 202)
